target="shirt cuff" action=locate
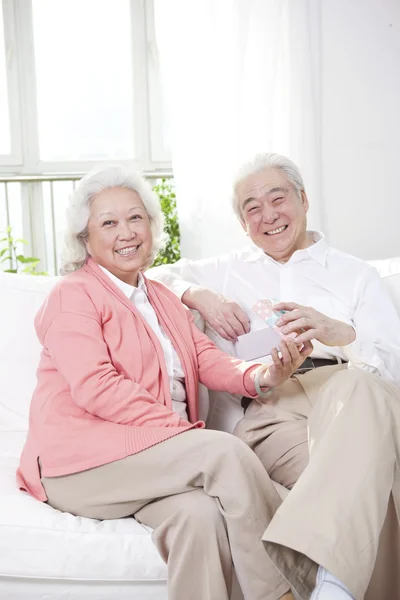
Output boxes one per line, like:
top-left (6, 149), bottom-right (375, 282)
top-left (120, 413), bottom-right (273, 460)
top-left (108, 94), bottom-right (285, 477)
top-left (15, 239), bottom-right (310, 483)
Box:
top-left (174, 280), bottom-right (194, 300)
top-left (340, 332), bottom-right (383, 376)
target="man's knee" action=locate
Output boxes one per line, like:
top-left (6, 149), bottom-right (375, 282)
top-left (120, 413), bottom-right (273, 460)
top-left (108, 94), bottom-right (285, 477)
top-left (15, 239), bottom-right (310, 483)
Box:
top-left (322, 368), bottom-right (396, 406)
top-left (252, 421), bottom-right (309, 489)
top-left (267, 442), bottom-right (309, 490)
top-left (232, 414), bottom-right (251, 443)
top-left (328, 368), bottom-right (377, 388)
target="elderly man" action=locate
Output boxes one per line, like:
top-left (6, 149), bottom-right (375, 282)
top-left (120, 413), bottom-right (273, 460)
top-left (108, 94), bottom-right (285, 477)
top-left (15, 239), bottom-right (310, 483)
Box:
top-left (148, 153), bottom-right (400, 599)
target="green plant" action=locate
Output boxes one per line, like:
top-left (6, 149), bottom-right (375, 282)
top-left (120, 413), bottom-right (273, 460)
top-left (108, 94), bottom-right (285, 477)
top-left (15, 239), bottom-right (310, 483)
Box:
top-left (0, 226), bottom-right (47, 275)
top-left (152, 178), bottom-right (181, 266)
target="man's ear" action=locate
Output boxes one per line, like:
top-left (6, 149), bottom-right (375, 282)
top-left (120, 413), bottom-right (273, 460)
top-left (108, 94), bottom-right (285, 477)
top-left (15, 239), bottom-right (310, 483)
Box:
top-left (301, 191), bottom-right (309, 214)
top-left (239, 215), bottom-right (248, 233)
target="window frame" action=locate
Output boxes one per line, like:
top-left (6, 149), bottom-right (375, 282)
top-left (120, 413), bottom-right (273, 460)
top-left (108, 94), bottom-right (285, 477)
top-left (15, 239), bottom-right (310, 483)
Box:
top-left (0, 0), bottom-right (172, 175)
top-left (0, 0), bottom-right (23, 166)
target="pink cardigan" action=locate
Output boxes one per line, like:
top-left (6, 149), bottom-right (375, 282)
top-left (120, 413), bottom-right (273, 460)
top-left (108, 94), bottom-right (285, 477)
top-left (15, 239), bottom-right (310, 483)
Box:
top-left (17, 259), bottom-right (260, 501)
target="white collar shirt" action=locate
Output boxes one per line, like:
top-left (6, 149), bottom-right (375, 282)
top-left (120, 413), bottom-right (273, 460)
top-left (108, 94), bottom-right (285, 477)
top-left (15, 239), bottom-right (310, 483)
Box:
top-left (98, 266), bottom-right (187, 419)
top-left (148, 232), bottom-right (400, 386)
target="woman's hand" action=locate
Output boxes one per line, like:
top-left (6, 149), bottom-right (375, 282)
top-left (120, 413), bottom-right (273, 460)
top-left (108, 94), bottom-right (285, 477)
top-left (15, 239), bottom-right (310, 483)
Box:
top-left (274, 302), bottom-right (356, 347)
top-left (258, 338), bottom-right (313, 392)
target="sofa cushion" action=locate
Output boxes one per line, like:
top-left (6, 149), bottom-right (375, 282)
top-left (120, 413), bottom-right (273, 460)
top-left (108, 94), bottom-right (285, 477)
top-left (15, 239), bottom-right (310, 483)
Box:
top-left (369, 257), bottom-right (400, 316)
top-left (1, 259), bottom-right (399, 435)
top-left (0, 272), bottom-right (210, 433)
top-left (0, 273), bottom-right (58, 432)
top-left (0, 436), bottom-right (166, 582)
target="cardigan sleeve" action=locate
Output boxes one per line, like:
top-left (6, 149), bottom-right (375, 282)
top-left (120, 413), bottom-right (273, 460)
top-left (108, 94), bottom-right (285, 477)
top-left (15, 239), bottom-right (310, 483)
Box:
top-left (42, 309), bottom-right (192, 428)
top-left (186, 311), bottom-right (260, 398)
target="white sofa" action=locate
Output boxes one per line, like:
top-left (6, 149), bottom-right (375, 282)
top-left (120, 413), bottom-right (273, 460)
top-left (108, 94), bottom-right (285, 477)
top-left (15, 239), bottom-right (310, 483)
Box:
top-left (1, 258), bottom-right (399, 599)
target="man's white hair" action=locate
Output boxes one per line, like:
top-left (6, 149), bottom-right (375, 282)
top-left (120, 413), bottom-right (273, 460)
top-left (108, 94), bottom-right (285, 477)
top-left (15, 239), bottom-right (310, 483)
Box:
top-left (232, 153), bottom-right (305, 224)
top-left (60, 164), bottom-right (166, 275)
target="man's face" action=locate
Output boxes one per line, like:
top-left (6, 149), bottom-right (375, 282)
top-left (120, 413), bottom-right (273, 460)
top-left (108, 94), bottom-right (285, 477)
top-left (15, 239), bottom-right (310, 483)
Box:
top-left (237, 167), bottom-right (309, 262)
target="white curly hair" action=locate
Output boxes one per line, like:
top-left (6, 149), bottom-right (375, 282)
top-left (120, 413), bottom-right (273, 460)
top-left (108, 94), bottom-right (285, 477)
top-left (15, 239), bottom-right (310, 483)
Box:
top-left (60, 164), bottom-right (166, 275)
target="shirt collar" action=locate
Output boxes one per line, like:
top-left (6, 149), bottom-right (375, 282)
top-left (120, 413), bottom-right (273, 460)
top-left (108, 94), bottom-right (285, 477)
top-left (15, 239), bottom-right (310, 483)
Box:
top-left (243, 231), bottom-right (328, 267)
top-left (98, 265), bottom-right (147, 299)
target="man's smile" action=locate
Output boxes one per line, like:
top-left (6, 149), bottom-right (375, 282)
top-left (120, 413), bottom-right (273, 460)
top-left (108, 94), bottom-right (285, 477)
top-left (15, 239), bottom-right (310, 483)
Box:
top-left (265, 225), bottom-right (288, 236)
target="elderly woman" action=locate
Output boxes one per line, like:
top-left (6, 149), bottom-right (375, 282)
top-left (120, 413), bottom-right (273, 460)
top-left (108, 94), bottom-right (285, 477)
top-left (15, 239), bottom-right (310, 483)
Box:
top-left (17, 165), bottom-right (311, 600)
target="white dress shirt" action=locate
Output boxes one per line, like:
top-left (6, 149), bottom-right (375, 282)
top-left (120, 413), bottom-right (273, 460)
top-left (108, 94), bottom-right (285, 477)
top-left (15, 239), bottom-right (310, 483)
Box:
top-left (148, 232), bottom-right (400, 386)
top-left (99, 266), bottom-right (188, 419)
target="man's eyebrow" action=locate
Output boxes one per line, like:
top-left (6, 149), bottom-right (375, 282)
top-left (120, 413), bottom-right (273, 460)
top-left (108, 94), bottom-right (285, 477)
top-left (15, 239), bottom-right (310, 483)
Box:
top-left (268, 186), bottom-right (287, 195)
top-left (241, 197), bottom-right (257, 210)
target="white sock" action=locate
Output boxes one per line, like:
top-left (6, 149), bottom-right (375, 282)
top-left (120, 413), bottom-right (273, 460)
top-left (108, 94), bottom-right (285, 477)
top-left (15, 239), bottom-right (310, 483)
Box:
top-left (310, 566), bottom-right (355, 599)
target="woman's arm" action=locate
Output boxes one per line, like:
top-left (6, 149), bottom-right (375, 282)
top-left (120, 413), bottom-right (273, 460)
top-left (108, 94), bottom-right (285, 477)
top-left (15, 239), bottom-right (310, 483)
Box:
top-left (41, 287), bottom-right (192, 427)
top-left (186, 310), bottom-right (259, 398)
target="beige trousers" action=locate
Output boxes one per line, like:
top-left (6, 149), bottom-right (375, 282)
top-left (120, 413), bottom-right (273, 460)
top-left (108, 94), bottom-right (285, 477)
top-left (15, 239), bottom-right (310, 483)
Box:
top-left (234, 366), bottom-right (400, 600)
top-left (42, 429), bottom-right (289, 600)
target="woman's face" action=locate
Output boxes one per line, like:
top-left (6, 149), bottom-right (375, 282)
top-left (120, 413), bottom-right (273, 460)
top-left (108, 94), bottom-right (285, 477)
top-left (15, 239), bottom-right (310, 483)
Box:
top-left (86, 186), bottom-right (153, 286)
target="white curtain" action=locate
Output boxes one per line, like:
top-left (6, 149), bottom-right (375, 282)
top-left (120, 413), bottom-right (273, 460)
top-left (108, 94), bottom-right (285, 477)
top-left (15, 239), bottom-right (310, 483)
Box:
top-left (154, 0), bottom-right (321, 259)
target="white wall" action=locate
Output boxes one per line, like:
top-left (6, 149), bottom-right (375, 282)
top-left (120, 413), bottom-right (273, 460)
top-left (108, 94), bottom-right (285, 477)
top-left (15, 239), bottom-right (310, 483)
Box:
top-left (180, 0), bottom-right (400, 261)
top-left (320, 0), bottom-right (400, 259)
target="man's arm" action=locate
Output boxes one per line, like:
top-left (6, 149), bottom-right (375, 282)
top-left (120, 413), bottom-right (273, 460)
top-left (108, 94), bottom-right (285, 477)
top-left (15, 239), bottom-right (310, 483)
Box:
top-left (187, 310), bottom-right (313, 396)
top-left (148, 258), bottom-right (250, 340)
top-left (339, 266), bottom-right (400, 385)
top-left (147, 257), bottom-right (221, 297)
top-left (275, 266), bottom-right (400, 385)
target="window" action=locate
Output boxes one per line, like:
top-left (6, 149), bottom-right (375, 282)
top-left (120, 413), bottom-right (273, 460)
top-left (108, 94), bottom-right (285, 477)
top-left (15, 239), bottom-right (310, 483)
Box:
top-left (0, 0), bottom-right (172, 275)
top-left (0, 0), bottom-right (171, 174)
top-left (0, 2), bottom-right (11, 155)
top-left (32, 0), bottom-right (135, 162)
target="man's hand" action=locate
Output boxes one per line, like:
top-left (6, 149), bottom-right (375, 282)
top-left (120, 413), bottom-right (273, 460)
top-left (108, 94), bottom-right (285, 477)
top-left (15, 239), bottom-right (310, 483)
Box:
top-left (273, 302), bottom-right (356, 347)
top-left (258, 338), bottom-right (313, 392)
top-left (182, 285), bottom-right (250, 341)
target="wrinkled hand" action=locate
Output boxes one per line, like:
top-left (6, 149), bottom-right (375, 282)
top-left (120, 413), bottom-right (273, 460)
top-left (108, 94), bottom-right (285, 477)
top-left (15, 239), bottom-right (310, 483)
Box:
top-left (274, 302), bottom-right (356, 347)
top-left (182, 285), bottom-right (250, 341)
top-left (258, 338), bottom-right (313, 392)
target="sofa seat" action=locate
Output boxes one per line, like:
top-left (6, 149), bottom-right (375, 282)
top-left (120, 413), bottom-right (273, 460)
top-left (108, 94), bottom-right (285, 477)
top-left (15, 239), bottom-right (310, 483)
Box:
top-left (0, 274), bottom-right (169, 599)
top-left (0, 272), bottom-right (232, 599)
top-left (0, 433), bottom-right (169, 599)
top-left (1, 257), bottom-right (399, 599)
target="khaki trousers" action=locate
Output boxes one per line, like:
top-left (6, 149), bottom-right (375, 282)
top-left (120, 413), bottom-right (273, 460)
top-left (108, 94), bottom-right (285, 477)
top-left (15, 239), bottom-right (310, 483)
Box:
top-left (42, 429), bottom-right (289, 600)
top-left (234, 366), bottom-right (400, 600)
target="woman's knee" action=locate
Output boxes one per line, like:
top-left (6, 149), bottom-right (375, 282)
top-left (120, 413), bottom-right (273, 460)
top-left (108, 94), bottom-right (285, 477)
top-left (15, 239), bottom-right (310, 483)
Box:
top-left (174, 491), bottom-right (226, 536)
top-left (200, 428), bottom-right (256, 461)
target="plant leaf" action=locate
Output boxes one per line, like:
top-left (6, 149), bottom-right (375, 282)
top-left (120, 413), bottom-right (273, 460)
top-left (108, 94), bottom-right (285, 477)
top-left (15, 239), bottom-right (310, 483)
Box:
top-left (16, 255), bottom-right (40, 263)
top-left (4, 269), bottom-right (17, 273)
top-left (1, 255), bottom-right (12, 263)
